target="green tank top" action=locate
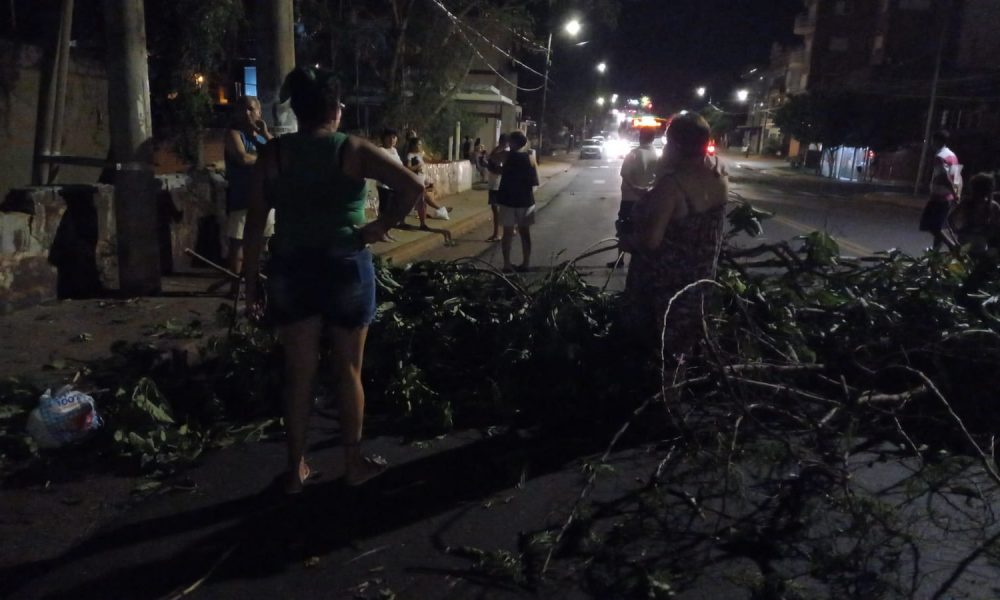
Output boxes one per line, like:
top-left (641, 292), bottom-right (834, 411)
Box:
top-left (269, 132), bottom-right (368, 256)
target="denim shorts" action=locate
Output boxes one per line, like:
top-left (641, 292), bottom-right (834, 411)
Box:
top-left (265, 247), bottom-right (376, 328)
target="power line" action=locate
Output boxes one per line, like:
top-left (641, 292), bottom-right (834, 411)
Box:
top-left (426, 0), bottom-right (547, 81)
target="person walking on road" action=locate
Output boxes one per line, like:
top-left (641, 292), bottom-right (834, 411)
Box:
top-left (242, 66), bottom-right (424, 494)
top-left (919, 130), bottom-right (962, 251)
top-left (609, 128), bottom-right (659, 268)
top-left (497, 131), bottom-right (539, 272)
top-left (486, 133), bottom-right (510, 242)
top-left (620, 113), bottom-right (728, 359)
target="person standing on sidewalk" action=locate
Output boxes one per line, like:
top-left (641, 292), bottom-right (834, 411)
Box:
top-left (223, 95), bottom-right (274, 297)
top-left (242, 66), bottom-right (424, 493)
top-left (919, 130), bottom-right (962, 251)
top-left (497, 131), bottom-right (539, 272)
top-left (609, 128), bottom-right (659, 268)
top-left (486, 133), bottom-right (510, 242)
top-left (376, 127), bottom-right (403, 223)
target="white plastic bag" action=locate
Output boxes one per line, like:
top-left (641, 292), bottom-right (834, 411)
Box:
top-left (26, 386), bottom-right (103, 448)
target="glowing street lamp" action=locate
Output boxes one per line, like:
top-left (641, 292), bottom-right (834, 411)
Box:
top-left (696, 86), bottom-right (706, 98)
top-left (736, 89), bottom-right (750, 102)
top-left (596, 97), bottom-right (606, 106)
top-left (611, 93), bottom-right (619, 103)
top-left (596, 62), bottom-right (607, 74)
top-left (540, 19), bottom-right (583, 154)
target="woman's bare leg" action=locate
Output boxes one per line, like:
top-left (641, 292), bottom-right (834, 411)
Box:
top-left (518, 225), bottom-right (532, 269)
top-left (489, 205), bottom-right (500, 239)
top-left (278, 316), bottom-right (322, 491)
top-left (328, 324), bottom-right (384, 483)
top-left (226, 238), bottom-right (243, 296)
top-left (501, 226), bottom-right (515, 270)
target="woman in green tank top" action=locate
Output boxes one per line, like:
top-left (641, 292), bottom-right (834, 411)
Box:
top-left (243, 67), bottom-right (424, 493)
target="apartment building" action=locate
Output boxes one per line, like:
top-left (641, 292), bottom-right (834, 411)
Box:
top-left (782, 0), bottom-right (1000, 179)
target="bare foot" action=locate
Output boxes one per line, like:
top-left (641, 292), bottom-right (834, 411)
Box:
top-left (345, 454), bottom-right (388, 487)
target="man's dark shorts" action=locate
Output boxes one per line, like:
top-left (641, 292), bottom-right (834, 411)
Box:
top-left (266, 248), bottom-right (376, 328)
top-left (488, 190), bottom-right (499, 206)
top-left (919, 198), bottom-right (952, 232)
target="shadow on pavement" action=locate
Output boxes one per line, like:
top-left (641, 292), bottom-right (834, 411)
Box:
top-left (1, 428), bottom-right (609, 599)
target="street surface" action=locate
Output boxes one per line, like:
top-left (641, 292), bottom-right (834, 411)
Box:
top-left (424, 151), bottom-right (929, 270)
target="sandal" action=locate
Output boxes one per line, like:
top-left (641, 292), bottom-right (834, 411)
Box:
top-left (344, 454), bottom-right (388, 487)
top-left (284, 461), bottom-right (321, 495)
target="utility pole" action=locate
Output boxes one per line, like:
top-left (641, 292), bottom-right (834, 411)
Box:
top-left (32, 0), bottom-right (74, 185)
top-left (255, 0), bottom-right (296, 134)
top-left (538, 32), bottom-right (552, 158)
top-left (913, 0), bottom-right (951, 196)
top-left (103, 0), bottom-right (160, 295)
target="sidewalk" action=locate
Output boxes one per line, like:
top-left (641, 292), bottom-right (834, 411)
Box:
top-left (374, 157), bottom-right (573, 264)
top-left (0, 157), bottom-right (580, 589)
top-left (721, 149), bottom-right (925, 209)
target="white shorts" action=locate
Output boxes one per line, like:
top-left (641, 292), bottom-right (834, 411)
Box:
top-left (498, 205), bottom-right (536, 227)
top-left (226, 208), bottom-right (275, 240)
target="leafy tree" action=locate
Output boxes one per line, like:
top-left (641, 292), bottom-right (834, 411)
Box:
top-left (295, 0), bottom-right (620, 152)
top-left (775, 91), bottom-right (926, 157)
top-left (145, 0), bottom-right (245, 164)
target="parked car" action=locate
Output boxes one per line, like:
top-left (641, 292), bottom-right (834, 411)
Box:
top-left (579, 138), bottom-right (604, 159)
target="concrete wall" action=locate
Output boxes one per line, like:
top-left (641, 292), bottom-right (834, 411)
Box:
top-left (0, 40), bottom-right (110, 204)
top-left (0, 185), bottom-right (116, 313)
top-left (424, 160), bottom-right (473, 197)
top-left (0, 161), bottom-right (469, 313)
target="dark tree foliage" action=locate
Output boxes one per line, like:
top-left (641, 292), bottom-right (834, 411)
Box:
top-left (774, 90), bottom-right (924, 153)
top-left (145, 0), bottom-right (245, 164)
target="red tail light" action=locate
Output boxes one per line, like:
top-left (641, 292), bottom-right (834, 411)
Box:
top-left (707, 144), bottom-right (716, 156)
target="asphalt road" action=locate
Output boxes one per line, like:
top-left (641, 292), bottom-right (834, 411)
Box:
top-left (424, 152), bottom-right (932, 270)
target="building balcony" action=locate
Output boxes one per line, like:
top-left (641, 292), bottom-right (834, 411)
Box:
top-left (794, 13), bottom-right (816, 35)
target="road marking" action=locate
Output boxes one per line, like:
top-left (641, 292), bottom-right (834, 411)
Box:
top-left (771, 215), bottom-right (873, 256)
top-left (600, 165), bottom-right (610, 169)
top-left (593, 179), bottom-right (606, 184)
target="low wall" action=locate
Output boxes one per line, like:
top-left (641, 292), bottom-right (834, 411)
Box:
top-left (424, 160), bottom-right (474, 196)
top-left (0, 174), bottom-right (225, 314)
top-left (0, 185), bottom-right (116, 313)
top-left (0, 161), bottom-right (471, 312)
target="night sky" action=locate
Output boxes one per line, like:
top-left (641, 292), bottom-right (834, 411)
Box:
top-left (552, 0), bottom-right (803, 113)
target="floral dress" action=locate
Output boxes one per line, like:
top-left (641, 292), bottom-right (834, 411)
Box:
top-left (623, 166), bottom-right (727, 357)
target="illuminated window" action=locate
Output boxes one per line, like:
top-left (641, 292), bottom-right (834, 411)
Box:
top-left (244, 66), bottom-right (258, 97)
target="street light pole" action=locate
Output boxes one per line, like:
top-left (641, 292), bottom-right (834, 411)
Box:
top-left (539, 32), bottom-right (553, 157)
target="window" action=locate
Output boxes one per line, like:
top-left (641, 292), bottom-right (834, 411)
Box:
top-left (829, 37), bottom-right (849, 51)
top-left (243, 66), bottom-right (258, 97)
top-left (834, 1), bottom-right (852, 15)
top-left (899, 0), bottom-right (930, 9)
top-left (873, 35), bottom-right (884, 50)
